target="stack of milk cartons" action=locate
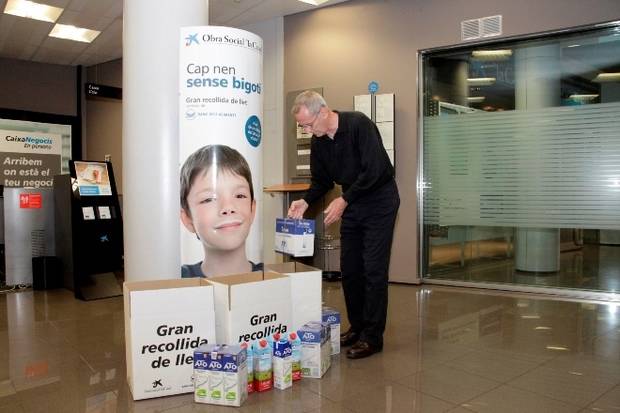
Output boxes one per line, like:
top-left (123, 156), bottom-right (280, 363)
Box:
top-left (298, 321), bottom-right (331, 378)
top-left (193, 344), bottom-right (248, 407)
top-left (322, 307), bottom-right (341, 356)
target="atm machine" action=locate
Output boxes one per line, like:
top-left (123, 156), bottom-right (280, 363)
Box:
top-left (54, 160), bottom-right (123, 300)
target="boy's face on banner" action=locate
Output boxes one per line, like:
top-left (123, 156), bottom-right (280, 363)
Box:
top-left (182, 168), bottom-right (255, 252)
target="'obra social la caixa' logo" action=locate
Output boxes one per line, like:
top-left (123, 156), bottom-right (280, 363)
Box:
top-left (185, 33), bottom-right (199, 46)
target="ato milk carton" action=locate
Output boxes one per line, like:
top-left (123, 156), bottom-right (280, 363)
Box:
top-left (322, 307), bottom-right (341, 355)
top-left (221, 345), bottom-right (248, 407)
top-left (275, 218), bottom-right (315, 257)
top-left (253, 339), bottom-right (273, 392)
top-left (273, 335), bottom-right (292, 390)
top-left (298, 322), bottom-right (331, 378)
top-left (288, 332), bottom-right (302, 381)
top-left (194, 344), bottom-right (248, 407)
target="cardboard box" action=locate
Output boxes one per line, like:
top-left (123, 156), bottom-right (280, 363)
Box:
top-left (124, 278), bottom-right (217, 400)
top-left (275, 218), bottom-right (315, 257)
top-left (322, 307), bottom-right (341, 355)
top-left (209, 272), bottom-right (292, 345)
top-left (265, 262), bottom-right (322, 332)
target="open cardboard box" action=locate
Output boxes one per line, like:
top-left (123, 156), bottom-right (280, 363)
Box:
top-left (124, 278), bottom-right (216, 400)
top-left (209, 271), bottom-right (292, 344)
top-left (264, 262), bottom-right (322, 331)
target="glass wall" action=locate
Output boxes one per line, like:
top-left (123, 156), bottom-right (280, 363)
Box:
top-left (420, 23), bottom-right (620, 295)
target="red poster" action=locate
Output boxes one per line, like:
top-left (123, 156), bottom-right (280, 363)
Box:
top-left (19, 193), bottom-right (42, 209)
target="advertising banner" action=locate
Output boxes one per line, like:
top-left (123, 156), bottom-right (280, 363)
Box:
top-left (0, 129), bottom-right (62, 188)
top-left (179, 26), bottom-right (263, 272)
top-left (74, 161), bottom-right (112, 196)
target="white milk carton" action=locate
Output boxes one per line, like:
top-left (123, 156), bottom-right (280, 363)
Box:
top-left (298, 322), bottom-right (331, 378)
top-left (322, 307), bottom-right (341, 355)
top-left (221, 345), bottom-right (248, 406)
top-left (272, 335), bottom-right (292, 390)
top-left (275, 218), bottom-right (315, 257)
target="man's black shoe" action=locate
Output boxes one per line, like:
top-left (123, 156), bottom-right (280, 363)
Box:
top-left (340, 329), bottom-right (360, 347)
top-left (346, 341), bottom-right (382, 359)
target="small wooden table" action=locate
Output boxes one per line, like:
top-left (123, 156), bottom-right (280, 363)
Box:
top-left (263, 183), bottom-right (310, 216)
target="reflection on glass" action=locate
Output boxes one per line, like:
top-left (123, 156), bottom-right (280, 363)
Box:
top-left (421, 23), bottom-right (620, 294)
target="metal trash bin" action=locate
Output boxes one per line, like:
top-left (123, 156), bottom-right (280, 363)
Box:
top-left (32, 256), bottom-right (62, 290)
top-left (318, 235), bottom-right (341, 282)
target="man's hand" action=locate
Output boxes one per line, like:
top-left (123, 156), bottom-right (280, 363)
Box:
top-left (324, 197), bottom-right (348, 226)
top-left (288, 199), bottom-right (309, 219)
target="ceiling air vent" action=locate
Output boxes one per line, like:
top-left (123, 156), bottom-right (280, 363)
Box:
top-left (461, 18), bottom-right (481, 41)
top-left (461, 15), bottom-right (503, 41)
top-left (481, 15), bottom-right (502, 38)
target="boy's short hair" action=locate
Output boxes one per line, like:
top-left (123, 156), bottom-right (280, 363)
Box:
top-left (180, 144), bottom-right (254, 213)
top-left (291, 90), bottom-right (326, 116)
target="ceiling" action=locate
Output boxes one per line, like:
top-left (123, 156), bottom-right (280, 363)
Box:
top-left (0, 0), bottom-right (348, 67)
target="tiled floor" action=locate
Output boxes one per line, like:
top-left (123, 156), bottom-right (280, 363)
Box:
top-left (0, 281), bottom-right (619, 412)
top-left (429, 243), bottom-right (620, 293)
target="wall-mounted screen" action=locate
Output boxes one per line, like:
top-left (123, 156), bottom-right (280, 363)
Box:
top-left (74, 161), bottom-right (112, 196)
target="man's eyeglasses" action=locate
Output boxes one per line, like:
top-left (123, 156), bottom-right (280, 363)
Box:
top-left (298, 112), bottom-right (320, 130)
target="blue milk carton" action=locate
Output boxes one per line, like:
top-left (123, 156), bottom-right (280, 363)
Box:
top-left (322, 307), bottom-right (341, 355)
top-left (221, 345), bottom-right (248, 407)
top-left (298, 322), bottom-right (331, 378)
top-left (275, 218), bottom-right (315, 257)
top-left (273, 335), bottom-right (292, 389)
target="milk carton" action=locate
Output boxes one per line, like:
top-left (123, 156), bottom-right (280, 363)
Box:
top-left (322, 307), bottom-right (341, 355)
top-left (288, 332), bottom-right (302, 381)
top-left (275, 218), bottom-right (315, 257)
top-left (221, 345), bottom-right (248, 407)
top-left (193, 345), bottom-right (215, 404)
top-left (273, 335), bottom-right (292, 390)
top-left (240, 341), bottom-right (254, 393)
top-left (253, 339), bottom-right (273, 392)
top-left (298, 322), bottom-right (331, 378)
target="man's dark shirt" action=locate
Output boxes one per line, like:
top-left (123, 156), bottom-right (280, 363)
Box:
top-left (303, 111), bottom-right (394, 206)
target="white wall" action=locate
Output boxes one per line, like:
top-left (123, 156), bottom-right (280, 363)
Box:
top-left (242, 17), bottom-right (285, 265)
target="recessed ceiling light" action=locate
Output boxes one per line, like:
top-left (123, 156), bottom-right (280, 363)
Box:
top-left (569, 94), bottom-right (599, 101)
top-left (593, 72), bottom-right (620, 83)
top-left (467, 77), bottom-right (496, 86)
top-left (471, 49), bottom-right (512, 60)
top-left (49, 23), bottom-right (101, 43)
top-left (546, 345), bottom-right (569, 351)
top-left (298, 0), bottom-right (329, 5)
top-left (3, 0), bottom-right (63, 23)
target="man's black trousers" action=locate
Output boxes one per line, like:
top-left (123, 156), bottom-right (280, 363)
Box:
top-left (339, 180), bottom-right (399, 347)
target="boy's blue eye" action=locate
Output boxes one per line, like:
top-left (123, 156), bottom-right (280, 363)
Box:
top-left (236, 194), bottom-right (248, 199)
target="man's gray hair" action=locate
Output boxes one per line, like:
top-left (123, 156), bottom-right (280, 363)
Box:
top-left (291, 90), bottom-right (327, 115)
